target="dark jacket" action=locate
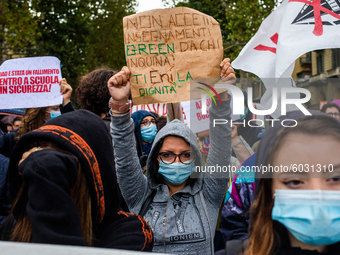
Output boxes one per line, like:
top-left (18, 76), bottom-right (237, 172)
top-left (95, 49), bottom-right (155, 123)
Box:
top-left (0, 132), bottom-right (17, 158)
top-left (0, 102), bottom-right (75, 159)
top-left (0, 121), bottom-right (6, 134)
top-left (0, 154), bottom-right (10, 225)
top-left (60, 102), bottom-right (128, 211)
top-left (2, 110), bottom-right (153, 250)
top-left (131, 110), bottom-right (157, 168)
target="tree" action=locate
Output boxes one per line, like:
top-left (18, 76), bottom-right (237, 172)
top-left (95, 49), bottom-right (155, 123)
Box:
top-left (222, 0), bottom-right (281, 62)
top-left (86, 0), bottom-right (136, 71)
top-left (0, 0), bottom-right (137, 105)
top-left (0, 0), bottom-right (38, 61)
top-left (19, 0), bottom-right (137, 102)
top-left (31, 0), bottom-right (93, 87)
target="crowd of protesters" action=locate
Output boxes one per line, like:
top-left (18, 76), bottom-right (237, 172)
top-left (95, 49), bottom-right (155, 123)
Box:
top-left (0, 44), bottom-right (340, 255)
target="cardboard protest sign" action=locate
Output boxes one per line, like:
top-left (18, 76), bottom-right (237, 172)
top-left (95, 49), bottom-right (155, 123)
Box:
top-left (123, 7), bottom-right (224, 105)
top-left (0, 56), bottom-right (62, 109)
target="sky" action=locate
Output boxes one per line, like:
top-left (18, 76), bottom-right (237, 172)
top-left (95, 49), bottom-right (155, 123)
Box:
top-left (137, 0), bottom-right (166, 13)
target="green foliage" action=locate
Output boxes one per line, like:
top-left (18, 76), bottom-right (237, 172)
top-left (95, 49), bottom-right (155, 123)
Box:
top-left (1, 0), bottom-right (136, 98)
top-left (0, 0), bottom-right (38, 57)
top-left (86, 0), bottom-right (136, 71)
top-left (222, 0), bottom-right (281, 61)
top-left (31, 0), bottom-right (96, 88)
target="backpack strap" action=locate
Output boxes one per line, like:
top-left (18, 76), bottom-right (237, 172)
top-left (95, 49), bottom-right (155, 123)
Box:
top-left (139, 189), bottom-right (157, 217)
top-left (200, 190), bottom-right (214, 255)
top-left (225, 238), bottom-right (249, 255)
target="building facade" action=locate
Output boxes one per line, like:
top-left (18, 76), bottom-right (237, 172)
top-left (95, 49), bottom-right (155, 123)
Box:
top-left (293, 49), bottom-right (340, 110)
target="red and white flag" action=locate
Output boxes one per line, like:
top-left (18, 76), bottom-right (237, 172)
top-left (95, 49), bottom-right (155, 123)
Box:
top-left (232, 0), bottom-right (340, 78)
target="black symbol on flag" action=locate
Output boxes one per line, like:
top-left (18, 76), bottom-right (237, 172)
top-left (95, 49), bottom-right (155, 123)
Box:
top-left (289, 0), bottom-right (340, 36)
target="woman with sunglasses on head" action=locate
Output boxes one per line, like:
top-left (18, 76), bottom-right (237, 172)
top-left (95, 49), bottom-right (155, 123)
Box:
top-left (108, 59), bottom-right (235, 254)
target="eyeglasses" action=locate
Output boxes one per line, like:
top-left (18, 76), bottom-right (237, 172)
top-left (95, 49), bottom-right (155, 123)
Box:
top-left (326, 113), bottom-right (340, 117)
top-left (141, 119), bottom-right (157, 126)
top-left (158, 151), bottom-right (195, 164)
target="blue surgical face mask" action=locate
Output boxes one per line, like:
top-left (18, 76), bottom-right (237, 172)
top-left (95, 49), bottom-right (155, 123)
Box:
top-left (237, 107), bottom-right (248, 121)
top-left (49, 111), bottom-right (61, 120)
top-left (158, 161), bottom-right (195, 186)
top-left (272, 189), bottom-right (340, 246)
top-left (141, 124), bottom-right (157, 143)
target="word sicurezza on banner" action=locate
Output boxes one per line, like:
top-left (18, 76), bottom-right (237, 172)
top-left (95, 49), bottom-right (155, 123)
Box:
top-left (0, 75), bottom-right (59, 95)
top-left (0, 84), bottom-right (52, 94)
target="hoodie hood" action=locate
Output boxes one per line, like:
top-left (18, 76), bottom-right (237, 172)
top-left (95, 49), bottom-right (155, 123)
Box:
top-left (255, 110), bottom-right (334, 196)
top-left (9, 110), bottom-right (121, 225)
top-left (131, 110), bottom-right (157, 144)
top-left (146, 119), bottom-right (203, 194)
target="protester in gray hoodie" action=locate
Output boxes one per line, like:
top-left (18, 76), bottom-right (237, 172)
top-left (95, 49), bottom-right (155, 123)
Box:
top-left (108, 59), bottom-right (235, 254)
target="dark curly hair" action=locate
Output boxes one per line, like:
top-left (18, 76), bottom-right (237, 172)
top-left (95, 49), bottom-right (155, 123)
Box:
top-left (76, 67), bottom-right (117, 116)
top-left (320, 102), bottom-right (340, 114)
